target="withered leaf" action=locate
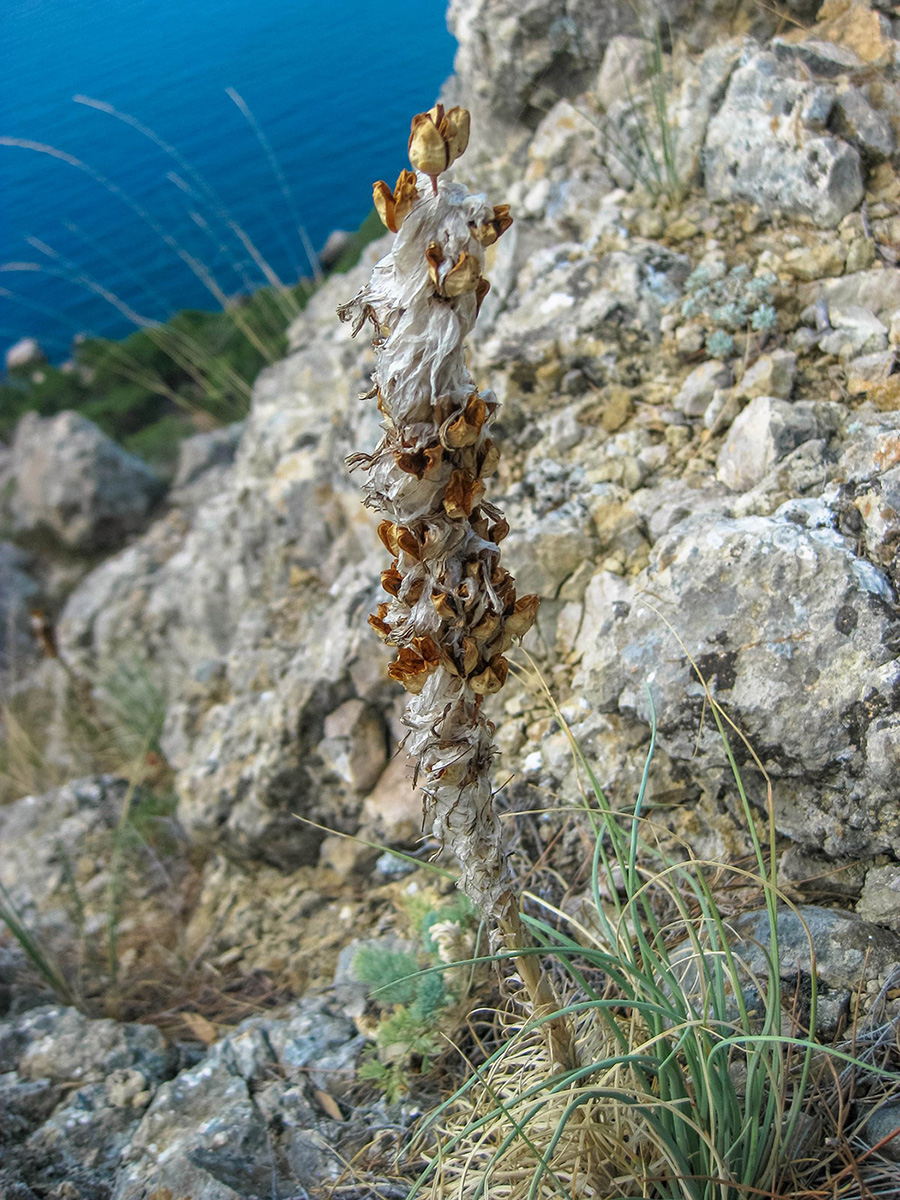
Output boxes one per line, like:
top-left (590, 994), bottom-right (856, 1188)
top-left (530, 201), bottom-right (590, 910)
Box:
top-left (180, 1011), bottom-right (219, 1045)
top-left (314, 1089), bottom-right (346, 1121)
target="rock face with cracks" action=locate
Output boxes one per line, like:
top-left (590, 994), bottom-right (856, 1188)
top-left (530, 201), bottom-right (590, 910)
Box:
top-left (574, 510), bottom-right (900, 857)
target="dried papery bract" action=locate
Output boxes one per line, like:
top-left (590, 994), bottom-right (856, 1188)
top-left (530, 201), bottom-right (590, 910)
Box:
top-left (339, 106), bottom-right (574, 1070)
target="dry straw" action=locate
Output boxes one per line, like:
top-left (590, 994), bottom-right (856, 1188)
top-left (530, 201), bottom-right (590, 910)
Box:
top-left (339, 105), bottom-right (574, 1069)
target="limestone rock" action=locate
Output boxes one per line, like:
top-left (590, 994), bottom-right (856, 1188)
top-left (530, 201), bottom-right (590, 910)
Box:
top-left (17, 1007), bottom-right (170, 1086)
top-left (171, 420), bottom-right (244, 500)
top-left (717, 397), bottom-right (835, 491)
top-left (800, 267), bottom-right (900, 324)
top-left (359, 753), bottom-right (423, 846)
top-left (862, 1101), bottom-right (900, 1161)
top-left (115, 997), bottom-right (362, 1200)
top-left (500, 460), bottom-right (600, 599)
top-left (732, 905), bottom-right (900, 995)
top-left (0, 542), bottom-right (40, 684)
top-left (674, 359), bottom-right (733, 417)
top-left (0, 1005), bottom-right (174, 1198)
top-left (670, 38), bottom-right (749, 188)
top-left (448, 0), bottom-right (659, 134)
top-left (833, 85), bottom-right (896, 161)
top-left (0, 777), bottom-right (167, 937)
top-left (10, 412), bottom-right (163, 553)
top-left (704, 51), bottom-right (864, 228)
top-left (596, 36), bottom-right (652, 110)
top-left (736, 351), bottom-right (798, 401)
top-left (575, 511), bottom-right (900, 857)
top-left (481, 241), bottom-right (688, 364)
top-left (857, 862), bottom-right (900, 930)
top-left (781, 239), bottom-right (846, 282)
top-left (319, 698), bottom-right (388, 794)
top-left (771, 35), bottom-right (867, 79)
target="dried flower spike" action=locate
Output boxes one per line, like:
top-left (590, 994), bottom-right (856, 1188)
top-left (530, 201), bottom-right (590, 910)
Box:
top-left (339, 106), bottom-right (574, 1070)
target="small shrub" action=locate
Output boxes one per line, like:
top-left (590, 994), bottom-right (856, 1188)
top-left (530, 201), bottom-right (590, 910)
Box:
top-left (681, 262), bottom-right (778, 357)
top-left (353, 891), bottom-right (481, 1102)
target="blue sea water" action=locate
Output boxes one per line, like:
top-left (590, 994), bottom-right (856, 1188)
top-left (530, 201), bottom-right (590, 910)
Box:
top-left (0, 0), bottom-right (456, 361)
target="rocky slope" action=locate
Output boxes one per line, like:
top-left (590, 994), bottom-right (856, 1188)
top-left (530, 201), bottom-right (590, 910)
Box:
top-left (2, 0), bottom-right (900, 1194)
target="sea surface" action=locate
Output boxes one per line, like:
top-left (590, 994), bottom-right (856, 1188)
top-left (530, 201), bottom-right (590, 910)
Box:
top-left (1, 0), bottom-right (456, 361)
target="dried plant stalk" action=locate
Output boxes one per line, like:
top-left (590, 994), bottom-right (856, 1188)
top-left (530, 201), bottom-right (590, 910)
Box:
top-left (339, 106), bottom-right (574, 1070)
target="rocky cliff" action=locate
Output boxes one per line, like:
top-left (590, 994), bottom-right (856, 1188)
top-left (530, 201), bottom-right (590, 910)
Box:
top-left (2, 1), bottom-right (900, 1195)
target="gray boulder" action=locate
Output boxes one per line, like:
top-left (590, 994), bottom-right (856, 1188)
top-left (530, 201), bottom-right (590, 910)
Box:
top-left (716, 397), bottom-right (837, 492)
top-left (674, 359), bottom-right (733, 418)
top-left (704, 50), bottom-right (864, 228)
top-left (10, 412), bottom-right (163, 553)
top-left (447, 0), bottom-right (808, 153)
top-left (727, 905), bottom-right (900, 1035)
top-left (0, 776), bottom-right (189, 963)
top-left (574, 510), bottom-right (900, 857)
top-left (0, 541), bottom-right (40, 683)
top-left (800, 267), bottom-right (900, 325)
top-left (54, 261), bottom-right (395, 869)
top-left (171, 420), bottom-right (244, 494)
top-left (114, 997), bottom-right (364, 1199)
top-left (0, 996), bottom-right (368, 1200)
top-left (0, 1005), bottom-right (173, 1198)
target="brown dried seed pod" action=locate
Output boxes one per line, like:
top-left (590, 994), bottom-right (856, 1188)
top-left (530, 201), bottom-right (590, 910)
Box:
top-left (443, 251), bottom-right (481, 298)
top-left (504, 594), bottom-right (540, 638)
top-left (441, 393), bottom-right (486, 449)
top-left (443, 470), bottom-right (484, 520)
top-left (432, 591), bottom-right (456, 622)
top-left (470, 655), bottom-right (509, 695)
top-left (381, 565), bottom-right (403, 597)
top-left (368, 606), bottom-right (394, 641)
top-left (377, 520), bottom-right (400, 556)
top-left (480, 441), bottom-right (501, 476)
top-left (475, 275), bottom-right (491, 315)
